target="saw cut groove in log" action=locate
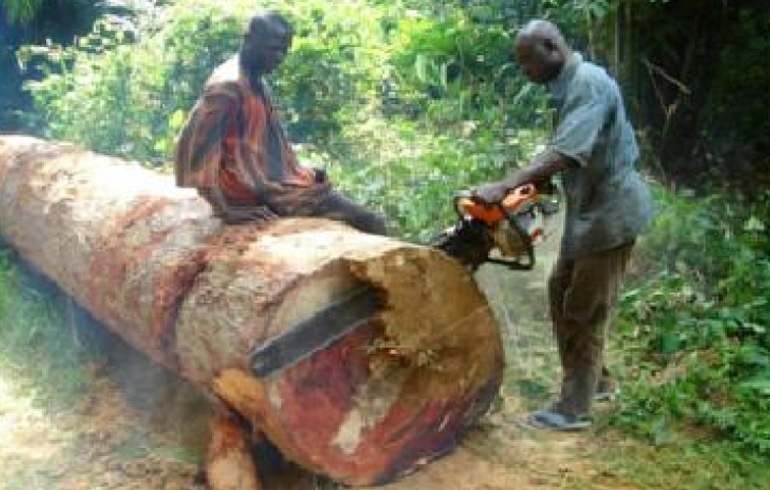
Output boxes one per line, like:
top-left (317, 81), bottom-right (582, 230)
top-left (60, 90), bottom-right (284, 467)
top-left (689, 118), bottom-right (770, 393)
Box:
top-left (0, 136), bottom-right (505, 486)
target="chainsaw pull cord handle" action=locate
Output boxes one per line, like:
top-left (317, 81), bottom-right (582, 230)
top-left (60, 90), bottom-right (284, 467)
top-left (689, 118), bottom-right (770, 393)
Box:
top-left (453, 193), bottom-right (471, 219)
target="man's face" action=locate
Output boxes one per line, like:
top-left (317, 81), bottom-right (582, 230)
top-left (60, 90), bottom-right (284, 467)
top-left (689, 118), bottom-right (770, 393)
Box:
top-left (242, 27), bottom-right (292, 75)
top-left (514, 36), bottom-right (561, 84)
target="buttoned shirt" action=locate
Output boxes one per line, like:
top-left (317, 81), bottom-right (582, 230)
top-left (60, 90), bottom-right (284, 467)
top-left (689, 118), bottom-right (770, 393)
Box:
top-left (547, 53), bottom-right (654, 258)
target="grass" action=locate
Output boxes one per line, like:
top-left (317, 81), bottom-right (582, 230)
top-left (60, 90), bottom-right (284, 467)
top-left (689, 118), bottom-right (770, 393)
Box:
top-left (0, 244), bottom-right (98, 411)
top-left (595, 436), bottom-right (770, 490)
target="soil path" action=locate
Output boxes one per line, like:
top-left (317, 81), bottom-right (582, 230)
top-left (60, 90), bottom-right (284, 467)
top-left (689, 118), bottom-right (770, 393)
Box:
top-left (0, 364), bottom-right (637, 490)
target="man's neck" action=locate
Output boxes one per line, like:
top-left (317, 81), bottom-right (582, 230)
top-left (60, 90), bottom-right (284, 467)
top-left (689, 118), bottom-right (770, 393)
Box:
top-left (238, 53), bottom-right (266, 95)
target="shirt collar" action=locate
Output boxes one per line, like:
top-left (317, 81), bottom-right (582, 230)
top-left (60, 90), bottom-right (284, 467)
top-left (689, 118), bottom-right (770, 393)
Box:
top-left (547, 52), bottom-right (582, 102)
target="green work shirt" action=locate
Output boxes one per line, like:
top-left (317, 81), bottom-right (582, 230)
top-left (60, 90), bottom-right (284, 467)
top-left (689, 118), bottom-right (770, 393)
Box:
top-left (547, 53), bottom-right (655, 258)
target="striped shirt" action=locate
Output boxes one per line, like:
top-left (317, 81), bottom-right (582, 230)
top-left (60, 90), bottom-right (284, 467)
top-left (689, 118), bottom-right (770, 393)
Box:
top-left (174, 56), bottom-right (328, 214)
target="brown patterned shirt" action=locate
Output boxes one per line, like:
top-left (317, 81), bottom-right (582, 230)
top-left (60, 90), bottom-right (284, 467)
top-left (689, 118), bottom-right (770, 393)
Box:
top-left (174, 56), bottom-right (328, 215)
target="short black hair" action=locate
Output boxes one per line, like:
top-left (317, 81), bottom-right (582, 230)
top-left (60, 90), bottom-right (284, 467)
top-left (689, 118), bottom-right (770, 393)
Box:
top-left (247, 11), bottom-right (293, 39)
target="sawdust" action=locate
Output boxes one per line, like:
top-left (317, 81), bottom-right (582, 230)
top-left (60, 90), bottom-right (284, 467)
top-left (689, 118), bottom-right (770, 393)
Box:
top-left (0, 337), bottom-right (640, 490)
top-left (0, 370), bottom-right (203, 490)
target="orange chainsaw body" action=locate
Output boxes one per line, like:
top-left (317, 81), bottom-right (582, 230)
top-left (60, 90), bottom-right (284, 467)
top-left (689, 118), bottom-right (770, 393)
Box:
top-left (434, 183), bottom-right (557, 270)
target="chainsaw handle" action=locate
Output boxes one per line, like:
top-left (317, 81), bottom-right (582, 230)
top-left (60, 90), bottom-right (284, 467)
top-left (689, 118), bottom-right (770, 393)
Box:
top-left (453, 192), bottom-right (507, 224)
top-left (454, 184), bottom-right (540, 225)
top-left (500, 183), bottom-right (537, 211)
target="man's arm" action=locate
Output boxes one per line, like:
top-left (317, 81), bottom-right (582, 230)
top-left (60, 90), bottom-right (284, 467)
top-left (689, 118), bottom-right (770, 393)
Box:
top-left (473, 150), bottom-right (574, 202)
top-left (198, 187), bottom-right (278, 225)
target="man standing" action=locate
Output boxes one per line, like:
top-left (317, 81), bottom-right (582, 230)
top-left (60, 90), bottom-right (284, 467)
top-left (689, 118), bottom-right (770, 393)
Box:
top-left (474, 19), bottom-right (654, 431)
top-left (174, 11), bottom-right (387, 235)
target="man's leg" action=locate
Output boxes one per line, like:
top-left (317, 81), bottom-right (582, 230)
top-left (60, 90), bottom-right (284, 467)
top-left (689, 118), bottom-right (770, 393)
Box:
top-left (548, 242), bottom-right (634, 419)
top-left (311, 191), bottom-right (388, 235)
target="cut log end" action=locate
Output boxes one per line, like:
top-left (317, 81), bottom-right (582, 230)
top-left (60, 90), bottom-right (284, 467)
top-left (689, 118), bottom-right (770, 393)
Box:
top-left (209, 223), bottom-right (504, 486)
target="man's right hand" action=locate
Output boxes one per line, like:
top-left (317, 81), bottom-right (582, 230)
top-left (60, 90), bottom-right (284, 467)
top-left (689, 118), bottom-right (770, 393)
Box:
top-left (199, 188), bottom-right (279, 224)
top-left (220, 204), bottom-right (279, 224)
top-left (471, 181), bottom-right (509, 203)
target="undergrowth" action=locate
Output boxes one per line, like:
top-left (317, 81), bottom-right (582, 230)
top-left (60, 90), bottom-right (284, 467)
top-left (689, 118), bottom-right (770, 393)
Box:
top-left (611, 187), bottom-right (770, 466)
top-left (0, 242), bottom-right (98, 410)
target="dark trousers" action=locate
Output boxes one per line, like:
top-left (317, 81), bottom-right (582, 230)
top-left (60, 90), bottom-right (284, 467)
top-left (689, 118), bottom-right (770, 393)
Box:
top-left (548, 241), bottom-right (634, 417)
top-left (310, 190), bottom-right (388, 236)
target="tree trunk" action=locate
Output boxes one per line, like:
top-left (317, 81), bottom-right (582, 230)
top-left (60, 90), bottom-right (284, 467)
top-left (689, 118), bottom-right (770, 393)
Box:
top-left (0, 136), bottom-right (505, 486)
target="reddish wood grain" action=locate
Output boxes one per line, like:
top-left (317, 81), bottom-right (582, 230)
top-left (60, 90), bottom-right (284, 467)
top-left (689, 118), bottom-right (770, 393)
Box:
top-left (0, 136), bottom-right (505, 486)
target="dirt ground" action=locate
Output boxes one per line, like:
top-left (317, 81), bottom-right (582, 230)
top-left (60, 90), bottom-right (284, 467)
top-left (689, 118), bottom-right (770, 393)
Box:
top-left (0, 355), bottom-right (637, 490)
top-left (0, 240), bottom-right (642, 490)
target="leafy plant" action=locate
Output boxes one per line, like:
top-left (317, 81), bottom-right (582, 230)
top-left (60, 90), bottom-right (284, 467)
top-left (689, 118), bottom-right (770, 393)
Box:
top-left (613, 187), bottom-right (770, 455)
top-left (20, 2), bottom-right (244, 165)
top-left (0, 243), bottom-right (97, 409)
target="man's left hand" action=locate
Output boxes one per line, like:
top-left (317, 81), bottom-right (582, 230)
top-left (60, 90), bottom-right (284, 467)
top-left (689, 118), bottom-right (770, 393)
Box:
top-left (313, 167), bottom-right (328, 184)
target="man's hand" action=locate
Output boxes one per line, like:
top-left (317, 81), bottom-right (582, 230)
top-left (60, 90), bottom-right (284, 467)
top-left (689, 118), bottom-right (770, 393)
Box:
top-left (198, 188), bottom-right (279, 225)
top-left (313, 167), bottom-right (328, 184)
top-left (219, 204), bottom-right (279, 224)
top-left (472, 181), bottom-right (511, 203)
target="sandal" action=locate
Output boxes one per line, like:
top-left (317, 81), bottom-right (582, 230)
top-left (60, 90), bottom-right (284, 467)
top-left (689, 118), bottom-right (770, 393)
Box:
top-left (525, 409), bottom-right (591, 432)
top-left (595, 377), bottom-right (619, 402)
top-left (594, 387), bottom-right (620, 402)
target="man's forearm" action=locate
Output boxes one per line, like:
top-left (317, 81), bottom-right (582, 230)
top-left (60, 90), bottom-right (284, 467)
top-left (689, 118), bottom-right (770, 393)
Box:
top-left (503, 150), bottom-right (573, 189)
top-left (198, 188), bottom-right (277, 224)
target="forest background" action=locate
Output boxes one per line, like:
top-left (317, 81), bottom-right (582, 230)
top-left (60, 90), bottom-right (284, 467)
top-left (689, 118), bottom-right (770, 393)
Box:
top-left (0, 1), bottom-right (769, 489)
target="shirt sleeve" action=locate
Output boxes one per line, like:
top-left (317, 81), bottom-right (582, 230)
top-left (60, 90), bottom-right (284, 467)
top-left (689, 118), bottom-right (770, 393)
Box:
top-left (550, 75), bottom-right (610, 166)
top-left (174, 84), bottom-right (238, 190)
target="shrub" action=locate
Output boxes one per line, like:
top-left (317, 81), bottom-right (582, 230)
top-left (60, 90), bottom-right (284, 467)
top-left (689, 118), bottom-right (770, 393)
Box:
top-left (20, 0), bottom-right (391, 164)
top-left (614, 188), bottom-right (770, 454)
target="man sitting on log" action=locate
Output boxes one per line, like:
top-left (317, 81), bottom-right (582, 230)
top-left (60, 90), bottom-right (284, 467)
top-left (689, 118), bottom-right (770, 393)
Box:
top-left (174, 11), bottom-right (387, 235)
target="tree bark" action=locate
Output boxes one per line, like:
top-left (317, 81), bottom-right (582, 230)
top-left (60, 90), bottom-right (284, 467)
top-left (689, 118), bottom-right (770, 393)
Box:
top-left (0, 136), bottom-right (505, 486)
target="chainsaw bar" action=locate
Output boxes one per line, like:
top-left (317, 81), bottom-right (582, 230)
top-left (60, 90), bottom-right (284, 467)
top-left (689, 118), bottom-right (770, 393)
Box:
top-left (251, 287), bottom-right (381, 377)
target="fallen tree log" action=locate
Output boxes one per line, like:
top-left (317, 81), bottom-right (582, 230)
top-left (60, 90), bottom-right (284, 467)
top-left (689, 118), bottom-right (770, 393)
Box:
top-left (0, 135), bottom-right (505, 486)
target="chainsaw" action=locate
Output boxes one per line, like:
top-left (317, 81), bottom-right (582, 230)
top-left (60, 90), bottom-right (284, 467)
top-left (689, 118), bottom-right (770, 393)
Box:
top-left (432, 182), bottom-right (559, 271)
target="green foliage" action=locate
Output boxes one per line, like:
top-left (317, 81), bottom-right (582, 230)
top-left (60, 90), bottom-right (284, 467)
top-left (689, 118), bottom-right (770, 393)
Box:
top-left (326, 119), bottom-right (544, 241)
top-left (613, 188), bottom-right (770, 455)
top-left (21, 3), bottom-right (243, 164)
top-left (600, 438), bottom-right (770, 490)
top-left (0, 243), bottom-right (96, 408)
top-left (270, 2), bottom-right (390, 144)
top-left (3, 0), bottom-right (42, 23)
top-left (380, 8), bottom-right (558, 135)
top-left (385, 13), bottom-right (512, 117)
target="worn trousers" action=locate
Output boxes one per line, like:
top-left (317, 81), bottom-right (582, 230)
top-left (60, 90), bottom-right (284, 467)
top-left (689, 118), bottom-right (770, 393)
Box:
top-left (308, 190), bottom-right (388, 236)
top-left (548, 241), bottom-right (634, 417)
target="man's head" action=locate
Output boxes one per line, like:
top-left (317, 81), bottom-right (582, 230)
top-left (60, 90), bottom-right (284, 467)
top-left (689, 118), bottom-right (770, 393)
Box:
top-left (513, 19), bottom-right (571, 84)
top-left (240, 11), bottom-right (293, 76)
